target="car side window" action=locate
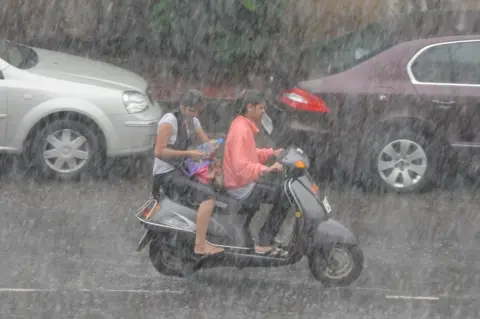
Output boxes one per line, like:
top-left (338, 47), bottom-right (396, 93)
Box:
top-left (450, 42), bottom-right (480, 85)
top-left (410, 44), bottom-right (453, 83)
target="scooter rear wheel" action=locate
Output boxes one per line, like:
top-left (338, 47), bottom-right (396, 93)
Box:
top-left (149, 235), bottom-right (195, 278)
top-left (308, 244), bottom-right (364, 287)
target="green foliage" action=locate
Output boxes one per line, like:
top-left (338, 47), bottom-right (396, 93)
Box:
top-left (242, 0), bottom-right (257, 11)
top-left (150, 0), bottom-right (289, 74)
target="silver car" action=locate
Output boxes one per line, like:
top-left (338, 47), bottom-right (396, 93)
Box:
top-left (0, 39), bottom-right (163, 179)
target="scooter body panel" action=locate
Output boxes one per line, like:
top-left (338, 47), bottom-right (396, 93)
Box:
top-left (140, 196), bottom-right (257, 249)
top-left (286, 175), bottom-right (357, 250)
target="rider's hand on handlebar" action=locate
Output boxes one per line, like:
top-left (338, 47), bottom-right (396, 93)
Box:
top-left (273, 148), bottom-right (284, 157)
top-left (267, 162), bottom-right (284, 173)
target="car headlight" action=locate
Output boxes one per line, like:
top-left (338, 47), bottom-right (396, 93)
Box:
top-left (122, 91), bottom-right (149, 114)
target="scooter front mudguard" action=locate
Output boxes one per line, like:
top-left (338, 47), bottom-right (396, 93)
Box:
top-left (310, 219), bottom-right (358, 250)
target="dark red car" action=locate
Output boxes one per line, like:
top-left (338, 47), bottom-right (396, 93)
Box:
top-left (267, 10), bottom-right (480, 193)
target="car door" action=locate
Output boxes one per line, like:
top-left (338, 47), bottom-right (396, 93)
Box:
top-left (408, 42), bottom-right (462, 144)
top-left (0, 69), bottom-right (6, 147)
top-left (447, 41), bottom-right (480, 144)
top-left (445, 40), bottom-right (480, 169)
top-left (408, 39), bottom-right (480, 169)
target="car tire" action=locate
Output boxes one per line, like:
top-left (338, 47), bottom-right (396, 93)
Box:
top-left (362, 128), bottom-right (444, 193)
top-left (30, 119), bottom-right (104, 181)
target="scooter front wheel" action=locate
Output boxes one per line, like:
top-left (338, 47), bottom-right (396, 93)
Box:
top-left (308, 244), bottom-right (364, 287)
top-left (149, 235), bottom-right (196, 278)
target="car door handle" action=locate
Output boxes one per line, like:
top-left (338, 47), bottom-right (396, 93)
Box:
top-left (432, 99), bottom-right (455, 105)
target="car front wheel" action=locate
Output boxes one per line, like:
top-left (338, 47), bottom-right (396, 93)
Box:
top-left (30, 119), bottom-right (103, 180)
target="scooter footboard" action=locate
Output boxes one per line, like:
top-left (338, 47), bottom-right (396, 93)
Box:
top-left (135, 196), bottom-right (197, 233)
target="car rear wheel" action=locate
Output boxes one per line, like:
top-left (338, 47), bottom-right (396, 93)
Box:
top-left (30, 119), bottom-right (104, 180)
top-left (366, 129), bottom-right (442, 193)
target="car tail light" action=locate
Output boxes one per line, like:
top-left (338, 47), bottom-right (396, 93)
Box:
top-left (279, 88), bottom-right (330, 113)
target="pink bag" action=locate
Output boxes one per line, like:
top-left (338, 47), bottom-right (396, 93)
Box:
top-left (185, 157), bottom-right (223, 186)
top-left (193, 166), bottom-right (211, 184)
top-left (184, 158), bottom-right (210, 177)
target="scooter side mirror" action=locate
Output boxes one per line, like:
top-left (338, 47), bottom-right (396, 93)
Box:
top-left (261, 112), bottom-right (273, 135)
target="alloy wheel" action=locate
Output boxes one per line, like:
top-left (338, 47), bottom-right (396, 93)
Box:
top-left (43, 129), bottom-right (91, 174)
top-left (377, 139), bottom-right (427, 189)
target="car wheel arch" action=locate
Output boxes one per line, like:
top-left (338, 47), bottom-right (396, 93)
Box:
top-left (354, 115), bottom-right (456, 191)
top-left (366, 116), bottom-right (441, 143)
top-left (23, 111), bottom-right (108, 152)
top-left (12, 98), bottom-right (117, 153)
top-left (355, 115), bottom-right (444, 175)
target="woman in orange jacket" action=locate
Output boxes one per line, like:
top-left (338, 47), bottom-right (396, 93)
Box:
top-left (223, 89), bottom-right (288, 256)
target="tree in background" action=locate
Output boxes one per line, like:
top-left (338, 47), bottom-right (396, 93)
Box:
top-left (150, 0), bottom-right (295, 82)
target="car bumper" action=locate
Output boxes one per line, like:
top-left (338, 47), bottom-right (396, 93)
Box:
top-left (107, 119), bottom-right (158, 157)
top-left (105, 104), bottom-right (162, 157)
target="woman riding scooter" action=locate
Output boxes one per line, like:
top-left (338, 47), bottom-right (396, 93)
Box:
top-left (152, 89), bottom-right (224, 257)
top-left (223, 89), bottom-right (287, 256)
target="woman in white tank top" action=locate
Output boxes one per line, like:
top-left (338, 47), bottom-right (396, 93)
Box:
top-left (152, 89), bottom-right (224, 257)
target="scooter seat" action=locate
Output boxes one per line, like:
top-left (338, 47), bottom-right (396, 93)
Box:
top-left (215, 190), bottom-right (259, 215)
top-left (172, 168), bottom-right (259, 215)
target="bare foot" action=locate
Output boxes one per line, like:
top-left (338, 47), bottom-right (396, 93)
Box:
top-left (194, 243), bottom-right (224, 255)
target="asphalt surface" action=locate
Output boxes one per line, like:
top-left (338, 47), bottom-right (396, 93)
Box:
top-left (1, 156), bottom-right (480, 318)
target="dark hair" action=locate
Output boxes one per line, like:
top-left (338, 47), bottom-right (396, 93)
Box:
top-left (236, 89), bottom-right (266, 114)
top-left (180, 89), bottom-right (204, 108)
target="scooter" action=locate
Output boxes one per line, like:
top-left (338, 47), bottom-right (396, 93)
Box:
top-left (135, 143), bottom-right (364, 287)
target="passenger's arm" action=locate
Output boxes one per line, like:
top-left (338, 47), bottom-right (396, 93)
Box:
top-left (193, 117), bottom-right (210, 144)
top-left (154, 123), bottom-right (193, 159)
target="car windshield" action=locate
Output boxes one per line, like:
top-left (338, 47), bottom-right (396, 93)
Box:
top-left (299, 22), bottom-right (397, 78)
top-left (0, 39), bottom-right (38, 69)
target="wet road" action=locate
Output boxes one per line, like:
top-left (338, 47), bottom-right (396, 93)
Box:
top-left (1, 157), bottom-right (480, 318)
